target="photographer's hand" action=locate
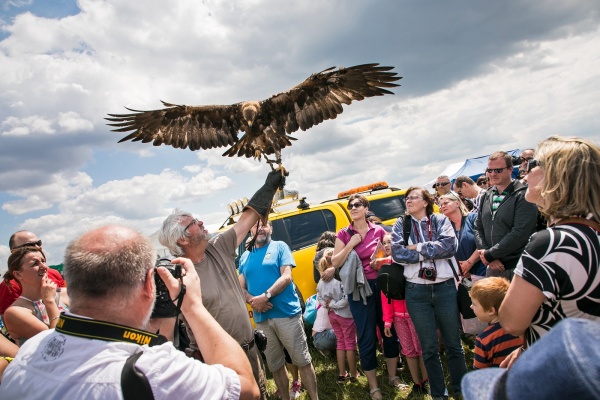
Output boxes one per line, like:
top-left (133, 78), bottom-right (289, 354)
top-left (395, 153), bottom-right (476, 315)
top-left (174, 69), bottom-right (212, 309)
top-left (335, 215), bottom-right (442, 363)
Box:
top-left (157, 257), bottom-right (202, 310)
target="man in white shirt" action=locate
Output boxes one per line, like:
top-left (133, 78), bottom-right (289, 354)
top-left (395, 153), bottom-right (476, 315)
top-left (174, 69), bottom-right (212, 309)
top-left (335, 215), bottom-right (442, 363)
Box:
top-left (0, 225), bottom-right (260, 400)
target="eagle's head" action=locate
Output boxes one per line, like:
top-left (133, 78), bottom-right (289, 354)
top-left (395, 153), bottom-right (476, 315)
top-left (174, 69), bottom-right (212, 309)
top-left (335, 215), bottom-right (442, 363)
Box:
top-left (241, 101), bottom-right (260, 127)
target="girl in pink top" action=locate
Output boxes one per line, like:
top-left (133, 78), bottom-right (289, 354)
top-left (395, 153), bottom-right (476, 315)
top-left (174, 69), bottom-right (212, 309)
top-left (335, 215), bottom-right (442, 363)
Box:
top-left (378, 234), bottom-right (429, 395)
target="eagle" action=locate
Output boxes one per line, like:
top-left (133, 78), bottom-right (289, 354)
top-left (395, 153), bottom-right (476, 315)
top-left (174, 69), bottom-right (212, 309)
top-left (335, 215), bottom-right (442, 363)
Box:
top-left (106, 63), bottom-right (401, 169)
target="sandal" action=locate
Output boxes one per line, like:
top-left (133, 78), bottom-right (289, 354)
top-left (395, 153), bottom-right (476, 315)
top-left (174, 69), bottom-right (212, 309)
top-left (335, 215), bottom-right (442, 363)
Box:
top-left (349, 372), bottom-right (362, 383)
top-left (389, 376), bottom-right (409, 389)
top-left (369, 388), bottom-right (383, 400)
top-left (337, 374), bottom-right (348, 384)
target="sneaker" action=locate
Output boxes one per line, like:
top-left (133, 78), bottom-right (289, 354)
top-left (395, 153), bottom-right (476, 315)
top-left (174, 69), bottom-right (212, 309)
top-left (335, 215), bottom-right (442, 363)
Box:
top-left (290, 380), bottom-right (302, 399)
top-left (410, 383), bottom-right (425, 395)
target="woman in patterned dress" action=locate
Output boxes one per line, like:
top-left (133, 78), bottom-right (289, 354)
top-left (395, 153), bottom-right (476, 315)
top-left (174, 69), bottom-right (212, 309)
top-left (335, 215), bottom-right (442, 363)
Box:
top-left (499, 135), bottom-right (600, 367)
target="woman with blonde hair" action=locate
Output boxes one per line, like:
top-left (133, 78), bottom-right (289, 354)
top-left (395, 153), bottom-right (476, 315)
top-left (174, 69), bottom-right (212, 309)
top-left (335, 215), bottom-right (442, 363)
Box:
top-left (3, 247), bottom-right (68, 345)
top-left (499, 135), bottom-right (600, 367)
top-left (439, 192), bottom-right (487, 281)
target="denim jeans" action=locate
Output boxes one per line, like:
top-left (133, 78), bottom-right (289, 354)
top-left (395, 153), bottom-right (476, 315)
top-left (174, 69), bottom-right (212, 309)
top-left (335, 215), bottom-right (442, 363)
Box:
top-left (348, 279), bottom-right (399, 371)
top-left (405, 279), bottom-right (467, 397)
top-left (312, 328), bottom-right (337, 352)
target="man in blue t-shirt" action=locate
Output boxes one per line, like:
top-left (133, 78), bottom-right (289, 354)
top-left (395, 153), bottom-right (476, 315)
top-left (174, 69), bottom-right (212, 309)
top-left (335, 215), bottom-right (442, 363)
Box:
top-left (239, 221), bottom-right (319, 400)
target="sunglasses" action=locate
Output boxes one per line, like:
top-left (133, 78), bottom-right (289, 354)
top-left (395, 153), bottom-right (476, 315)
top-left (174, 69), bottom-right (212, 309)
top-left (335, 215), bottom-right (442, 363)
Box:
top-left (347, 202), bottom-right (364, 210)
top-left (526, 159), bottom-right (542, 174)
top-left (11, 239), bottom-right (42, 251)
top-left (434, 182), bottom-right (451, 188)
top-left (486, 167), bottom-right (509, 174)
top-left (405, 195), bottom-right (423, 201)
top-left (184, 218), bottom-right (199, 232)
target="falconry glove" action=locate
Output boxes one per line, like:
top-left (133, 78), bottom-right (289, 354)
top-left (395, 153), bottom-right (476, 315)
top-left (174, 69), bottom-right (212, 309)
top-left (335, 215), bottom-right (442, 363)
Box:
top-left (244, 167), bottom-right (288, 224)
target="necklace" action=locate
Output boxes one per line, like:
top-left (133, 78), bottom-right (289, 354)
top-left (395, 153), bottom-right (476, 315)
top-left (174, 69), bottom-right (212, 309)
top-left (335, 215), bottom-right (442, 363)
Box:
top-left (18, 295), bottom-right (39, 303)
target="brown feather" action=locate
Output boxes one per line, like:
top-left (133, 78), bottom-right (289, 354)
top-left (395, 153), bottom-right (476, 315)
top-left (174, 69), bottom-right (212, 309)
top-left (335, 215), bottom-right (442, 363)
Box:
top-left (106, 63), bottom-right (401, 164)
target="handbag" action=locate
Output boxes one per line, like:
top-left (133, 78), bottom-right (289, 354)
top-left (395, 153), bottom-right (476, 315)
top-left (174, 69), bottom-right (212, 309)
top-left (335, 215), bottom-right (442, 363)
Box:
top-left (303, 294), bottom-right (319, 325)
top-left (377, 262), bottom-right (406, 301)
top-left (376, 216), bottom-right (411, 301)
top-left (448, 257), bottom-right (477, 319)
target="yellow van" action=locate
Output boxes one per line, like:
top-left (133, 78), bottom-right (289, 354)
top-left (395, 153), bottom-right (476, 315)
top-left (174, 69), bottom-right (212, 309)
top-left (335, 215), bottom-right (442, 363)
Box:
top-left (216, 182), bottom-right (408, 318)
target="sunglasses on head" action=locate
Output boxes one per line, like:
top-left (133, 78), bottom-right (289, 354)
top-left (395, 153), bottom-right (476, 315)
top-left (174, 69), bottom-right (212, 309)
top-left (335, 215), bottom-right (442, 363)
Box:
top-left (526, 159), bottom-right (542, 174)
top-left (434, 182), bottom-right (451, 188)
top-left (11, 239), bottom-right (42, 251)
top-left (347, 202), bottom-right (364, 210)
top-left (486, 167), bottom-right (509, 174)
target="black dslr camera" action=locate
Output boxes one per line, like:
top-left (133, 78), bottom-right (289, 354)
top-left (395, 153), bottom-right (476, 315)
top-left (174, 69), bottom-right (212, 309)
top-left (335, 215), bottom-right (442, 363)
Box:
top-left (511, 155), bottom-right (523, 166)
top-left (151, 258), bottom-right (183, 318)
top-left (418, 266), bottom-right (437, 281)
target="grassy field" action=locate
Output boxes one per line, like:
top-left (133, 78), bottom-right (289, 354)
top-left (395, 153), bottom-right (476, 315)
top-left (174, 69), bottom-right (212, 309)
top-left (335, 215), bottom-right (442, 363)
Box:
top-left (263, 328), bottom-right (476, 400)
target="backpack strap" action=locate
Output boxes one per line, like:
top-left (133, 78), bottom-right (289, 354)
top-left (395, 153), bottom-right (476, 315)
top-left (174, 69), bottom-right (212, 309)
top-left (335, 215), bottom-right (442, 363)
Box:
top-left (402, 215), bottom-right (412, 244)
top-left (122, 351), bottom-right (154, 400)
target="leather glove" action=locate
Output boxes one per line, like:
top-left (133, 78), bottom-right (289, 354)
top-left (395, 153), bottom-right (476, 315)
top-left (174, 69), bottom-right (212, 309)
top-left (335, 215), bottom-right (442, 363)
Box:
top-left (243, 167), bottom-right (288, 224)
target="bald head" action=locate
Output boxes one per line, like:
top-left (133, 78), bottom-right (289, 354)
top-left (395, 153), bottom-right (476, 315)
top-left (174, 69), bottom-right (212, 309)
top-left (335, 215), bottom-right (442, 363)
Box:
top-left (77, 225), bottom-right (142, 254)
top-left (9, 230), bottom-right (41, 250)
top-left (64, 225), bottom-right (155, 303)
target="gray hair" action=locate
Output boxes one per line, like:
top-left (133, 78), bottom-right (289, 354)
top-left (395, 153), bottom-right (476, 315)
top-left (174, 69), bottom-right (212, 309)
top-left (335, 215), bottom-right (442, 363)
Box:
top-left (159, 208), bottom-right (192, 256)
top-left (64, 226), bottom-right (154, 303)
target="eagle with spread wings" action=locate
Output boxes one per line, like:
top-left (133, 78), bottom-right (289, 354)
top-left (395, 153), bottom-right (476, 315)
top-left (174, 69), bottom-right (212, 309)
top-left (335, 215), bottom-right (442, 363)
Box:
top-left (106, 63), bottom-right (400, 169)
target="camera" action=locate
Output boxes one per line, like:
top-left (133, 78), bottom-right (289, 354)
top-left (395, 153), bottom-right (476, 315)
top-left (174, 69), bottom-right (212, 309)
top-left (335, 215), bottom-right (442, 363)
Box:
top-left (151, 258), bottom-right (183, 318)
top-left (511, 155), bottom-right (523, 166)
top-left (418, 266), bottom-right (437, 281)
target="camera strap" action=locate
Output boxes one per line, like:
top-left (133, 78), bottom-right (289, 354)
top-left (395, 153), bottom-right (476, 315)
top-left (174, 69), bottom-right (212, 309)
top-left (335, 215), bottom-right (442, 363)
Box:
top-left (171, 279), bottom-right (187, 349)
top-left (55, 314), bottom-right (167, 346)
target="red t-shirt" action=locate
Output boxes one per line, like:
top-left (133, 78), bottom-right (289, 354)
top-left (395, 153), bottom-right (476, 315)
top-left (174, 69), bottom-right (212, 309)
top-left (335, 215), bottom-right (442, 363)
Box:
top-left (0, 269), bottom-right (65, 314)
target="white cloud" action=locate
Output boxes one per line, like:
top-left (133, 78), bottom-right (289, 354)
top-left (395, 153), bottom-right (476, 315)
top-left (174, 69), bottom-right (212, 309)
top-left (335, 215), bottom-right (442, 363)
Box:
top-left (1, 115), bottom-right (55, 136)
top-left (1, 0), bottom-right (599, 266)
top-left (57, 111), bottom-right (93, 132)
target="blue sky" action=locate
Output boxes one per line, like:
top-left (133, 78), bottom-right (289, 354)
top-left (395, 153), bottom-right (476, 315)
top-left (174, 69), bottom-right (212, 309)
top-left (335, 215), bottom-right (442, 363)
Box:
top-left (1, 0), bottom-right (599, 271)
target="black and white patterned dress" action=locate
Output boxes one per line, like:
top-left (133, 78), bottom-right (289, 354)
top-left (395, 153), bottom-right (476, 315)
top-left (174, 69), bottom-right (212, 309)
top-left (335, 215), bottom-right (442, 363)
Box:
top-left (514, 221), bottom-right (600, 345)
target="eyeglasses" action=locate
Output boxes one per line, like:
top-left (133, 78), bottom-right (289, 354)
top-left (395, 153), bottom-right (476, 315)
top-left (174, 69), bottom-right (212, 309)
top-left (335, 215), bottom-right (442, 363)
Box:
top-left (184, 218), bottom-right (199, 232)
top-left (434, 182), bottom-right (451, 188)
top-left (486, 167), bottom-right (509, 174)
top-left (405, 195), bottom-right (422, 201)
top-left (526, 159), bottom-right (542, 174)
top-left (347, 202), bottom-right (364, 210)
top-left (11, 240), bottom-right (42, 251)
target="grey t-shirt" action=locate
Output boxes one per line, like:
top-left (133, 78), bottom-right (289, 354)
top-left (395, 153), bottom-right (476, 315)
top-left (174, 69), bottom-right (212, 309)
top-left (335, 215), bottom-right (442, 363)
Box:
top-left (187, 228), bottom-right (254, 349)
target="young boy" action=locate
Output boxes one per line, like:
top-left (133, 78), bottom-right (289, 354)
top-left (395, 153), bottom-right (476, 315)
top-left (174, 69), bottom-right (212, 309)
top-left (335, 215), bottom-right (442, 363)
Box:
top-left (470, 277), bottom-right (523, 369)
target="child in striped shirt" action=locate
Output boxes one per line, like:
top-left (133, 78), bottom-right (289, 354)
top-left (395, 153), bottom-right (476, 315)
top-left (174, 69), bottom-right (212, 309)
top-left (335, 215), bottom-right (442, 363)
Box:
top-left (470, 277), bottom-right (523, 368)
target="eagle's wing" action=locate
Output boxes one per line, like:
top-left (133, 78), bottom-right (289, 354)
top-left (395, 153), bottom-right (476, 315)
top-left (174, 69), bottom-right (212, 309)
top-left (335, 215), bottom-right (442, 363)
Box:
top-left (262, 63), bottom-right (401, 134)
top-left (106, 101), bottom-right (241, 151)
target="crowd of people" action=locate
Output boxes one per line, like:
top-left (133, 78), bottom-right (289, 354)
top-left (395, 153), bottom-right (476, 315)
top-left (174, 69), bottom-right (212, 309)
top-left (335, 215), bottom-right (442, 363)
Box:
top-left (0, 135), bottom-right (598, 400)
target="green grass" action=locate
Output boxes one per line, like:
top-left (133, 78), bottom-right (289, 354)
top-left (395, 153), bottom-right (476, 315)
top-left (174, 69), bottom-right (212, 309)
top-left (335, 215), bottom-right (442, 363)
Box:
top-left (263, 329), bottom-right (476, 400)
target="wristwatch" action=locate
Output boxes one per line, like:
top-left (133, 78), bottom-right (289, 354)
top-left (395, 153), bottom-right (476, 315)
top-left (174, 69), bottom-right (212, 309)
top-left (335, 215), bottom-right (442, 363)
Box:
top-left (264, 290), bottom-right (272, 299)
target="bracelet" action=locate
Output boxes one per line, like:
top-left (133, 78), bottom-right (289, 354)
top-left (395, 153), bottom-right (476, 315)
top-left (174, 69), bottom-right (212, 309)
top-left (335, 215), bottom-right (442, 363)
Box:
top-left (49, 316), bottom-right (60, 322)
top-left (0, 356), bottom-right (13, 363)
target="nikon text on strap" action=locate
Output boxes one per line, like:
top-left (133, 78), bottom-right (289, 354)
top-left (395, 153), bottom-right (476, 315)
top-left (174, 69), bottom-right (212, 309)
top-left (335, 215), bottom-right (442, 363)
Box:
top-left (55, 314), bottom-right (168, 346)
